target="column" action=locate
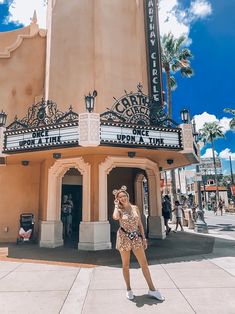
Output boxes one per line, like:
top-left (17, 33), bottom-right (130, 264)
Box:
top-left (147, 168), bottom-right (166, 239)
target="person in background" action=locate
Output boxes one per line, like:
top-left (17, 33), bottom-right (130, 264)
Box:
top-left (61, 194), bottom-right (73, 238)
top-left (112, 185), bottom-right (165, 302)
top-left (172, 200), bottom-right (184, 232)
top-left (218, 198), bottom-right (223, 216)
top-left (212, 200), bottom-right (217, 215)
top-left (162, 195), bottom-right (172, 235)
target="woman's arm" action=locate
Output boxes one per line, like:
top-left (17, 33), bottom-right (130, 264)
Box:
top-left (112, 201), bottom-right (121, 220)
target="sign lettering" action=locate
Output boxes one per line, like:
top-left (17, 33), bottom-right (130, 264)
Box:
top-left (144, 0), bottom-right (163, 108)
top-left (100, 123), bottom-right (182, 149)
top-left (4, 124), bottom-right (79, 153)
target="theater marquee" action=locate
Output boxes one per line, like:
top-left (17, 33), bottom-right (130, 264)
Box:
top-left (100, 122), bottom-right (182, 149)
top-left (4, 123), bottom-right (79, 152)
top-left (3, 93), bottom-right (183, 153)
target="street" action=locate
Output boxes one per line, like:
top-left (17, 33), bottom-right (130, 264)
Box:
top-left (204, 210), bottom-right (235, 239)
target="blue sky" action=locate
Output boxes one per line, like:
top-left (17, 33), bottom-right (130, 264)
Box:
top-left (0, 0), bottom-right (234, 174)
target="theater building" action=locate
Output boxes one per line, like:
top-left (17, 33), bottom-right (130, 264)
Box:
top-left (0, 0), bottom-right (199, 250)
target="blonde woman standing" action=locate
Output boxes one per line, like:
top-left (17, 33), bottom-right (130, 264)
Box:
top-left (112, 186), bottom-right (165, 301)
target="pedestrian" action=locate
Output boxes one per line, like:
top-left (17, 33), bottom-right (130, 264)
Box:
top-left (112, 185), bottom-right (165, 301)
top-left (212, 200), bottom-right (217, 215)
top-left (172, 200), bottom-right (184, 232)
top-left (218, 199), bottom-right (223, 216)
top-left (162, 195), bottom-right (172, 234)
top-left (61, 195), bottom-right (73, 238)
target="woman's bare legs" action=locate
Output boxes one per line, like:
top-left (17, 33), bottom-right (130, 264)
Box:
top-left (132, 247), bottom-right (155, 291)
top-left (120, 250), bottom-right (131, 290)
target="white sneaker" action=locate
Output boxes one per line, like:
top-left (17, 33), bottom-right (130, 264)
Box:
top-left (126, 290), bottom-right (134, 300)
top-left (148, 290), bottom-right (165, 301)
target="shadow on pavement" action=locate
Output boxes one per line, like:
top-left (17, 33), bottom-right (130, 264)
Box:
top-left (0, 232), bottom-right (213, 265)
top-left (1, 231), bottom-right (235, 267)
top-left (131, 294), bottom-right (163, 308)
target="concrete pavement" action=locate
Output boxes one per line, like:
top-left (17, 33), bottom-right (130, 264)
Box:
top-left (0, 213), bottom-right (235, 313)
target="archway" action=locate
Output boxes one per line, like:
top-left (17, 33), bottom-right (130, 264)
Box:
top-left (40, 157), bottom-right (90, 248)
top-left (99, 156), bottom-right (165, 240)
top-left (61, 168), bottom-right (82, 247)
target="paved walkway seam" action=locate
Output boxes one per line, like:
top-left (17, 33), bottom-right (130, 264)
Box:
top-left (60, 267), bottom-right (94, 314)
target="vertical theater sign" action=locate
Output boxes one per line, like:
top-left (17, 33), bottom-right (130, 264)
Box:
top-left (144, 0), bottom-right (163, 109)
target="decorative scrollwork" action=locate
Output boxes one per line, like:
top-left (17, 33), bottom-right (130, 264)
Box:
top-left (100, 84), bottom-right (178, 127)
top-left (7, 100), bottom-right (79, 130)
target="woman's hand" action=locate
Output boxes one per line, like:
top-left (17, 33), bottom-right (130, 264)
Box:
top-left (113, 200), bottom-right (121, 220)
top-left (143, 238), bottom-right (148, 250)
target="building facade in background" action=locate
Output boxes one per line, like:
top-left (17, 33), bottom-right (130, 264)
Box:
top-left (0, 0), bottom-right (198, 249)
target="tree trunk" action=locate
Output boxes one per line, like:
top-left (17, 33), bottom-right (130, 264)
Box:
top-left (165, 65), bottom-right (176, 201)
top-left (166, 67), bottom-right (172, 119)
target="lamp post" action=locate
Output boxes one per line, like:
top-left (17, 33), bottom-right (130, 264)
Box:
top-left (210, 131), bottom-right (220, 207)
top-left (229, 155), bottom-right (235, 203)
top-left (0, 110), bottom-right (7, 127)
top-left (177, 167), bottom-right (182, 202)
top-left (164, 171), bottom-right (168, 195)
top-left (191, 119), bottom-right (203, 211)
top-left (191, 118), bottom-right (208, 233)
top-left (229, 155), bottom-right (234, 185)
top-left (84, 90), bottom-right (97, 113)
top-left (203, 169), bottom-right (208, 209)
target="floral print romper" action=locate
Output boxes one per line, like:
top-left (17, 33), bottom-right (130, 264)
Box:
top-left (116, 205), bottom-right (144, 251)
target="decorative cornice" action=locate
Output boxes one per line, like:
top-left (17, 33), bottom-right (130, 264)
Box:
top-left (0, 25), bottom-right (46, 59)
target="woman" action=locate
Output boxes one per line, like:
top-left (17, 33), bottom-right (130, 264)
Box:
top-left (112, 185), bottom-right (165, 301)
top-left (172, 200), bottom-right (184, 232)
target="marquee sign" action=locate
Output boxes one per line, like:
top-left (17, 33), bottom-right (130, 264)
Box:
top-left (144, 0), bottom-right (163, 109)
top-left (100, 122), bottom-right (182, 149)
top-left (100, 84), bottom-right (176, 128)
top-left (3, 96), bottom-right (182, 153)
top-left (4, 123), bottom-right (79, 152)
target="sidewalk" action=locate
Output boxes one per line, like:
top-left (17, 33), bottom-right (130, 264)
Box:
top-left (1, 228), bottom-right (235, 313)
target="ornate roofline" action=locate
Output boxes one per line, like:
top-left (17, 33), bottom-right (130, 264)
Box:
top-left (0, 23), bottom-right (46, 59)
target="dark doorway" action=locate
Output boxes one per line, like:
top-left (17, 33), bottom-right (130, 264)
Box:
top-left (61, 184), bottom-right (82, 247)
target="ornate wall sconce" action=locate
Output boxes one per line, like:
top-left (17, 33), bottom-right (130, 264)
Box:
top-left (85, 90), bottom-right (97, 113)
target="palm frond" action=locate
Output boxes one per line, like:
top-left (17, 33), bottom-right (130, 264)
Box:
top-left (224, 108), bottom-right (235, 115)
top-left (230, 119), bottom-right (235, 129)
top-left (199, 122), bottom-right (225, 142)
top-left (180, 67), bottom-right (194, 77)
top-left (179, 48), bottom-right (193, 59)
top-left (170, 76), bottom-right (177, 91)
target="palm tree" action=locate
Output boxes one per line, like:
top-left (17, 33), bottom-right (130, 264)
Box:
top-left (199, 122), bottom-right (225, 206)
top-left (224, 108), bottom-right (235, 129)
top-left (161, 32), bottom-right (194, 200)
top-left (161, 32), bottom-right (194, 118)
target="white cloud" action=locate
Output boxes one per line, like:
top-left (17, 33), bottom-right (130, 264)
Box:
top-left (159, 0), bottom-right (190, 39)
top-left (193, 112), bottom-right (232, 134)
top-left (219, 148), bottom-right (235, 160)
top-left (159, 0), bottom-right (212, 41)
top-left (201, 148), bottom-right (218, 158)
top-left (7, 0), bottom-right (46, 28)
top-left (219, 117), bottom-right (233, 133)
top-left (190, 0), bottom-right (212, 19)
top-left (3, 0), bottom-right (212, 41)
